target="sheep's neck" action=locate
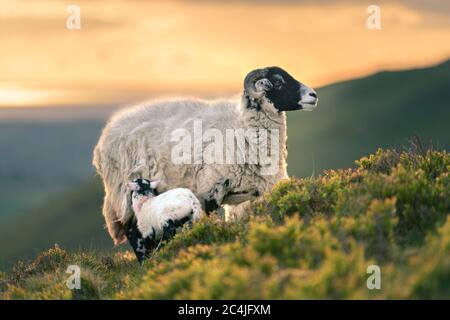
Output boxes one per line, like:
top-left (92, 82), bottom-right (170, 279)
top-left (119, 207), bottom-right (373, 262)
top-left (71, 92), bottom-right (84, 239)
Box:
top-left (239, 93), bottom-right (288, 179)
top-left (240, 93), bottom-right (287, 133)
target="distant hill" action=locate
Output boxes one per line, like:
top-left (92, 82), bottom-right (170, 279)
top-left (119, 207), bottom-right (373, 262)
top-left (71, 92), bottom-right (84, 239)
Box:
top-left (287, 59), bottom-right (450, 176)
top-left (0, 121), bottom-right (105, 219)
top-left (0, 177), bottom-right (113, 268)
top-left (0, 59), bottom-right (449, 267)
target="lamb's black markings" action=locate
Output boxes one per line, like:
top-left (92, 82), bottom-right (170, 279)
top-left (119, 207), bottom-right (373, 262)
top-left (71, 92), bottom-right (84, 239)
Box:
top-left (125, 217), bottom-right (158, 264)
top-left (126, 215), bottom-right (192, 264)
top-left (128, 177), bottom-right (231, 262)
top-left (132, 178), bottom-right (157, 196)
top-left (126, 179), bottom-right (160, 264)
top-left (126, 180), bottom-right (196, 264)
top-left (162, 216), bottom-right (193, 241)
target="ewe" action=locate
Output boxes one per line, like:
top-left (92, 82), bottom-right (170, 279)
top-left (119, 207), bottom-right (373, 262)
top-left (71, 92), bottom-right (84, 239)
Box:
top-left (93, 67), bottom-right (318, 244)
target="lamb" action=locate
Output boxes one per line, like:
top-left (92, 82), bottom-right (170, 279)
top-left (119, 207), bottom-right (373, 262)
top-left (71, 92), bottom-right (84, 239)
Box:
top-left (93, 66), bottom-right (318, 244)
top-left (125, 178), bottom-right (204, 263)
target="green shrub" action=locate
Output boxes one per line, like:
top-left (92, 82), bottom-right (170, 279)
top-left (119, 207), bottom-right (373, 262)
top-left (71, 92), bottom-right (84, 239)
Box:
top-left (1, 146), bottom-right (449, 299)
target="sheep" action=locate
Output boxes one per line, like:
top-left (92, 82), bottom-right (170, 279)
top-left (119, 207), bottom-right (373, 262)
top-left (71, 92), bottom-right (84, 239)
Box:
top-left (125, 178), bottom-right (204, 263)
top-left (93, 66), bottom-right (318, 244)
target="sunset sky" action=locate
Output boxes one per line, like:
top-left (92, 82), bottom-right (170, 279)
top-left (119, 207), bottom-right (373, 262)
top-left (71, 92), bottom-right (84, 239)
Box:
top-left (0, 0), bottom-right (449, 107)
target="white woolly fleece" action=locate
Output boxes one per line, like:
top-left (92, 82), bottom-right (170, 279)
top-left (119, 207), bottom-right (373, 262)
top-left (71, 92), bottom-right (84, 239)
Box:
top-left (93, 96), bottom-right (289, 243)
top-left (132, 188), bottom-right (203, 239)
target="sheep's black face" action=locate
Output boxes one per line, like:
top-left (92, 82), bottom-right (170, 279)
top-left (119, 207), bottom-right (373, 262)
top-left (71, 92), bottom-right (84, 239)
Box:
top-left (245, 66), bottom-right (318, 112)
top-left (264, 67), bottom-right (318, 112)
top-left (127, 178), bottom-right (158, 197)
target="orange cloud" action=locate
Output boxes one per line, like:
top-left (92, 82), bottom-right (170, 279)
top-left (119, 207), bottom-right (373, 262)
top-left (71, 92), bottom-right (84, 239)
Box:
top-left (0, 0), bottom-right (449, 107)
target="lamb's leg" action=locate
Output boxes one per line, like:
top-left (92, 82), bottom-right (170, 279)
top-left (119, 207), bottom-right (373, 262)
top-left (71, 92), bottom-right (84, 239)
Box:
top-left (103, 194), bottom-right (126, 245)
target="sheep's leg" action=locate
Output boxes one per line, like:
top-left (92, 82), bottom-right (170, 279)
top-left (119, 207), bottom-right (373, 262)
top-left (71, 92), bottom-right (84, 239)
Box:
top-left (224, 201), bottom-right (253, 221)
top-left (222, 191), bottom-right (259, 205)
top-left (103, 194), bottom-right (126, 245)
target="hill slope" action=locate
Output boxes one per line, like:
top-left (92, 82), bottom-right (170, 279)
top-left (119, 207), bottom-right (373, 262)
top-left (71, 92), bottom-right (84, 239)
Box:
top-left (0, 121), bottom-right (105, 220)
top-left (0, 60), bottom-right (449, 267)
top-left (287, 59), bottom-right (450, 176)
top-left (1, 146), bottom-right (448, 299)
top-left (0, 177), bottom-right (113, 268)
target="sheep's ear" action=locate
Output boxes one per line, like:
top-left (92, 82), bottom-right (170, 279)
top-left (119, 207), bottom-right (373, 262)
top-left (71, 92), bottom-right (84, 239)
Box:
top-left (254, 78), bottom-right (273, 92)
top-left (150, 180), bottom-right (161, 189)
top-left (127, 182), bottom-right (140, 191)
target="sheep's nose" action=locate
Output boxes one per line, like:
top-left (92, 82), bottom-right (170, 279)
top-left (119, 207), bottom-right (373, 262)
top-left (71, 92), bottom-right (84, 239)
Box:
top-left (309, 92), bottom-right (317, 98)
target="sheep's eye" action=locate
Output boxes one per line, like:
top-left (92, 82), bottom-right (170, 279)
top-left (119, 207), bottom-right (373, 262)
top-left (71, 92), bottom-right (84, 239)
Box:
top-left (272, 74), bottom-right (285, 90)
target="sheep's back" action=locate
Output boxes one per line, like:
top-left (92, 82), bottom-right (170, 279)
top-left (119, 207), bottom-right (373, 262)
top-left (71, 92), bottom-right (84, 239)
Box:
top-left (93, 98), bottom-right (240, 188)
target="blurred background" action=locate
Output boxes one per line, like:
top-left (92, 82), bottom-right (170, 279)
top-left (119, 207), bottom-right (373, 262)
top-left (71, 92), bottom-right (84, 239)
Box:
top-left (0, 0), bottom-right (449, 268)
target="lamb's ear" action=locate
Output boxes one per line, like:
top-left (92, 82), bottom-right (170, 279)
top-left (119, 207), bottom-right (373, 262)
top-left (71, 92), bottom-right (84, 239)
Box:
top-left (150, 180), bottom-right (161, 189)
top-left (127, 182), bottom-right (140, 191)
top-left (254, 78), bottom-right (273, 92)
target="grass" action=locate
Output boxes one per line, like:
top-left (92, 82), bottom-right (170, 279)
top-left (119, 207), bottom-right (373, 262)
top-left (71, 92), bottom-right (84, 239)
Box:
top-left (1, 144), bottom-right (448, 299)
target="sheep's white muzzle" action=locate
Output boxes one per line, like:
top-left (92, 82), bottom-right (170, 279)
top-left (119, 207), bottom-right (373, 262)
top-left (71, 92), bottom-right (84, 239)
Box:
top-left (298, 87), bottom-right (318, 111)
top-left (299, 101), bottom-right (318, 111)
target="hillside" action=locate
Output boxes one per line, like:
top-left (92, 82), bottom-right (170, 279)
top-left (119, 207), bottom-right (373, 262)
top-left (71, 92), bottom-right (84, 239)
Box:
top-left (287, 59), bottom-right (450, 176)
top-left (0, 177), bottom-right (113, 268)
top-left (1, 146), bottom-right (448, 299)
top-left (0, 121), bottom-right (105, 220)
top-left (0, 59), bottom-right (449, 267)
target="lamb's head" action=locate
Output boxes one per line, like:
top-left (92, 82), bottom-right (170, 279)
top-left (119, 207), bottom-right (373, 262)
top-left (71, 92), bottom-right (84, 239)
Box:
top-left (127, 178), bottom-right (160, 214)
top-left (244, 67), bottom-right (318, 112)
top-left (127, 178), bottom-right (160, 199)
